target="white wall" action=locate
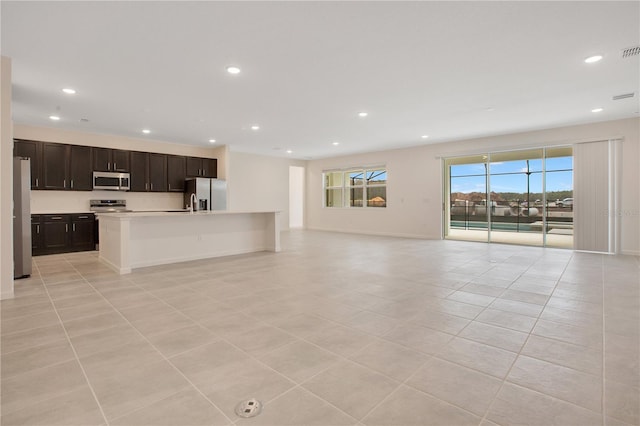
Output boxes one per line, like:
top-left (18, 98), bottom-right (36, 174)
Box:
top-left (227, 151), bottom-right (306, 231)
top-left (13, 124), bottom-right (227, 213)
top-left (289, 166), bottom-right (304, 228)
top-left (307, 117), bottom-right (640, 255)
top-left (1, 57), bottom-right (14, 299)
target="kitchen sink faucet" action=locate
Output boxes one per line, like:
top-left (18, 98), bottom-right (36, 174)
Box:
top-left (189, 193), bottom-right (197, 213)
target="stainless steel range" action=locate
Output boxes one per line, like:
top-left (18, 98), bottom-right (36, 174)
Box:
top-left (90, 199), bottom-right (132, 213)
top-left (90, 200), bottom-right (131, 249)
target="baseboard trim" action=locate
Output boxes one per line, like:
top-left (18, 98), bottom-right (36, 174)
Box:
top-left (306, 226), bottom-right (439, 240)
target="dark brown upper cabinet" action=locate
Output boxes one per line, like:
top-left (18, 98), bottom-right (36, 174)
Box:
top-left (42, 143), bottom-right (69, 190)
top-left (130, 151), bottom-right (167, 192)
top-left (92, 148), bottom-right (130, 172)
top-left (69, 145), bottom-right (92, 191)
top-left (167, 155), bottom-right (186, 192)
top-left (129, 151), bottom-right (148, 192)
top-left (14, 138), bottom-right (217, 194)
top-left (148, 153), bottom-right (168, 192)
top-left (186, 157), bottom-right (217, 178)
top-left (13, 139), bottom-right (42, 189)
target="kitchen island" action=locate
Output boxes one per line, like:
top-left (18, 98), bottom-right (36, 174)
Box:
top-left (97, 210), bottom-right (281, 274)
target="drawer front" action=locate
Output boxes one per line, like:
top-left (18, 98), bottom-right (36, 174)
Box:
top-left (71, 213), bottom-right (95, 222)
top-left (43, 214), bottom-right (70, 222)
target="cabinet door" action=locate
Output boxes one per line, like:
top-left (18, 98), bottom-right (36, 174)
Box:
top-left (186, 157), bottom-right (202, 177)
top-left (42, 215), bottom-right (69, 252)
top-left (92, 147), bottom-right (112, 171)
top-left (129, 151), bottom-right (148, 192)
top-left (202, 158), bottom-right (217, 178)
top-left (112, 150), bottom-right (130, 172)
top-left (69, 145), bottom-right (92, 190)
top-left (167, 155), bottom-right (186, 192)
top-left (148, 153), bottom-right (167, 192)
top-left (70, 215), bottom-right (95, 251)
top-left (31, 215), bottom-right (43, 256)
top-left (14, 140), bottom-right (42, 189)
top-left (42, 143), bottom-right (69, 190)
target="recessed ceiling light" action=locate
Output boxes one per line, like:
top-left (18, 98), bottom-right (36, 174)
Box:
top-left (421, 135), bottom-right (429, 139)
top-left (142, 129), bottom-right (151, 134)
top-left (49, 115), bottom-right (60, 121)
top-left (209, 139), bottom-right (216, 143)
top-left (251, 125), bottom-right (260, 131)
top-left (591, 108), bottom-right (604, 113)
top-left (584, 55), bottom-right (603, 64)
top-left (226, 66), bottom-right (241, 74)
top-left (62, 88), bottom-right (76, 95)
top-left (358, 112), bottom-right (368, 117)
top-left (332, 141), bottom-right (340, 146)
top-left (286, 150), bottom-right (292, 154)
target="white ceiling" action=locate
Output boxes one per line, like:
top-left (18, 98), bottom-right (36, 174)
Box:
top-left (2, 1), bottom-right (639, 159)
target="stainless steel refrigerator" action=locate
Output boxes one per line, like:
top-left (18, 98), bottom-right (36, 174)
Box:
top-left (13, 157), bottom-right (32, 278)
top-left (184, 178), bottom-right (227, 211)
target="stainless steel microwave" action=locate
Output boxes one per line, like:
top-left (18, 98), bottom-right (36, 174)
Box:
top-left (93, 171), bottom-right (130, 191)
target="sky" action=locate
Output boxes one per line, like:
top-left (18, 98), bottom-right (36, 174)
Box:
top-left (450, 157), bottom-right (573, 193)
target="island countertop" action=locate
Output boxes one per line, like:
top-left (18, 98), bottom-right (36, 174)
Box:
top-left (98, 210), bottom-right (281, 274)
top-left (96, 210), bottom-right (280, 218)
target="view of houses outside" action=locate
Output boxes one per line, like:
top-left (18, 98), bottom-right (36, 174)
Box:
top-left (446, 147), bottom-right (573, 248)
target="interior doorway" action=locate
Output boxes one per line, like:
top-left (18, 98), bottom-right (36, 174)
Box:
top-left (289, 166), bottom-right (304, 228)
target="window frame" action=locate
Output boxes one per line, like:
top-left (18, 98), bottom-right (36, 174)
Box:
top-left (322, 166), bottom-right (387, 209)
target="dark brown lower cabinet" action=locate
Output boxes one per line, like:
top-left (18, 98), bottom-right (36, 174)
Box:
top-left (32, 213), bottom-right (96, 255)
top-left (31, 215), bottom-right (42, 254)
top-left (70, 214), bottom-right (96, 251)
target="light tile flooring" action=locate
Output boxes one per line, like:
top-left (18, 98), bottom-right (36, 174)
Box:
top-left (1, 230), bottom-right (638, 426)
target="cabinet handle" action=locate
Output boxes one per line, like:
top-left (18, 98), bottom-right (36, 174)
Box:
top-left (114, 162), bottom-right (117, 170)
top-left (169, 183), bottom-right (171, 190)
top-left (51, 216), bottom-right (62, 220)
top-left (145, 183), bottom-right (148, 190)
top-left (72, 223), bottom-right (76, 232)
top-left (65, 224), bottom-right (68, 233)
top-left (36, 224), bottom-right (40, 234)
top-left (35, 178), bottom-right (38, 187)
top-left (63, 180), bottom-right (66, 188)
top-left (78, 215), bottom-right (88, 219)
top-left (150, 183), bottom-right (153, 191)
top-left (70, 180), bottom-right (74, 189)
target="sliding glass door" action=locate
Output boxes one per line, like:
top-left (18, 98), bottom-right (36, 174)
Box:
top-left (445, 155), bottom-right (488, 242)
top-left (489, 149), bottom-right (544, 247)
top-left (444, 147), bottom-right (573, 248)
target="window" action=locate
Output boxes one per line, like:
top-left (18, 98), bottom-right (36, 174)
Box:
top-left (323, 167), bottom-right (387, 208)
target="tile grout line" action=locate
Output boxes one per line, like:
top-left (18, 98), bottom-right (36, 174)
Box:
top-left (38, 258), bottom-right (111, 426)
top-left (62, 259), bottom-right (238, 425)
top-left (477, 249), bottom-right (606, 424)
top-left (86, 266), bottom-right (370, 424)
top-left (350, 254), bottom-right (533, 424)
top-left (476, 249), bottom-right (567, 425)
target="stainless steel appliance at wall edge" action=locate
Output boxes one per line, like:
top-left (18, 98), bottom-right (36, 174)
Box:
top-left (14, 157), bottom-right (32, 278)
top-left (184, 178), bottom-right (227, 211)
top-left (93, 171), bottom-right (130, 191)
